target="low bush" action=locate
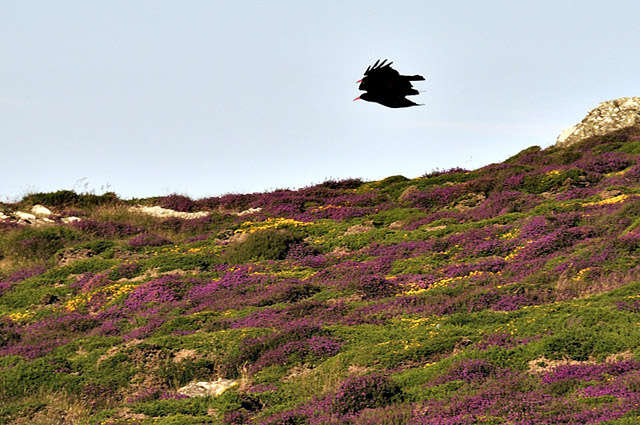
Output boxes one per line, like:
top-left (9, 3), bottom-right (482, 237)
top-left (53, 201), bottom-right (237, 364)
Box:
top-left (1, 226), bottom-right (80, 263)
top-left (331, 372), bottom-right (403, 415)
top-left (22, 190), bottom-right (119, 209)
top-left (224, 229), bottom-right (303, 263)
top-left (128, 233), bottom-right (173, 248)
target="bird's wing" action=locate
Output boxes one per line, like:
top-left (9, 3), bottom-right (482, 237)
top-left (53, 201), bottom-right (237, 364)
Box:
top-left (359, 59), bottom-right (400, 92)
top-left (364, 59), bottom-right (399, 78)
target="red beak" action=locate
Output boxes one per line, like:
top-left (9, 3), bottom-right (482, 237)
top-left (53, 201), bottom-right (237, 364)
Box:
top-left (356, 79), bottom-right (362, 83)
top-left (353, 96), bottom-right (360, 101)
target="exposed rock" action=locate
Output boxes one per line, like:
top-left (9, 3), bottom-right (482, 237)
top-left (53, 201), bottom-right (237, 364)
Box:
top-left (61, 216), bottom-right (81, 224)
top-left (282, 365), bottom-right (314, 382)
top-left (31, 204), bottom-right (52, 217)
top-left (236, 207), bottom-right (262, 216)
top-left (224, 232), bottom-right (250, 245)
top-left (389, 220), bottom-right (405, 229)
top-left (562, 175), bottom-right (590, 188)
top-left (556, 97), bottom-right (640, 147)
top-left (423, 225), bottom-right (448, 232)
top-left (173, 349), bottom-right (198, 363)
top-left (453, 192), bottom-right (486, 211)
top-left (452, 336), bottom-right (473, 355)
top-left (56, 248), bottom-right (94, 267)
top-left (130, 205), bottom-right (209, 219)
top-left (345, 224), bottom-right (374, 234)
top-left (528, 356), bottom-right (592, 374)
top-left (14, 211), bottom-right (37, 224)
top-left (113, 408), bottom-right (148, 422)
top-left (177, 378), bottom-right (238, 397)
top-left (330, 247), bottom-right (351, 257)
top-left (599, 189), bottom-right (623, 200)
top-left (97, 339), bottom-right (144, 366)
top-left (8, 210), bottom-right (57, 226)
top-left (398, 185), bottom-right (419, 203)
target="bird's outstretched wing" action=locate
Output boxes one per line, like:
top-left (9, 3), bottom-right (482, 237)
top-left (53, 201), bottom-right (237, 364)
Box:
top-left (364, 59), bottom-right (398, 78)
top-left (358, 59), bottom-right (423, 96)
top-left (359, 59), bottom-right (399, 91)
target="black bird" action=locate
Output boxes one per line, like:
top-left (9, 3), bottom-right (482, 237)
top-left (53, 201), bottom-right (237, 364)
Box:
top-left (354, 59), bottom-right (425, 108)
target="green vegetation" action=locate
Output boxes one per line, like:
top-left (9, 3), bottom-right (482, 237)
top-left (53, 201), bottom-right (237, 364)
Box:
top-left (2, 126), bottom-right (640, 423)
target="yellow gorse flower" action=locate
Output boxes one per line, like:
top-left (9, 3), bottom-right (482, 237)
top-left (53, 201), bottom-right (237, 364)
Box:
top-left (64, 282), bottom-right (138, 312)
top-left (7, 310), bottom-right (34, 322)
top-left (500, 229), bottom-right (520, 239)
top-left (398, 270), bottom-right (499, 296)
top-left (64, 293), bottom-right (93, 312)
top-left (310, 204), bottom-right (342, 212)
top-left (583, 194), bottom-right (633, 207)
top-left (234, 217), bottom-right (313, 234)
top-left (504, 240), bottom-right (535, 261)
top-left (572, 267), bottom-right (591, 281)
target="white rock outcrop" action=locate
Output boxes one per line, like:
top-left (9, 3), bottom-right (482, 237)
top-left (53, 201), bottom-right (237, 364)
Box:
top-left (556, 97), bottom-right (640, 147)
top-left (236, 207), bottom-right (262, 216)
top-left (129, 205), bottom-right (209, 220)
top-left (31, 204), bottom-right (52, 217)
top-left (14, 211), bottom-right (37, 223)
top-left (61, 216), bottom-right (81, 224)
top-left (177, 378), bottom-right (238, 397)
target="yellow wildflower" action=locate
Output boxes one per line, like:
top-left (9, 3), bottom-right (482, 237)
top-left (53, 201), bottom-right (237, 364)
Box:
top-left (500, 229), bottom-right (520, 239)
top-left (235, 217), bottom-right (313, 234)
top-left (8, 310), bottom-right (34, 322)
top-left (583, 194), bottom-right (633, 207)
top-left (572, 268), bottom-right (591, 281)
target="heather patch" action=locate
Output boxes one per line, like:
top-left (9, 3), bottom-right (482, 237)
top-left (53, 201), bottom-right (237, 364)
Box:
top-left (4, 131), bottom-right (640, 423)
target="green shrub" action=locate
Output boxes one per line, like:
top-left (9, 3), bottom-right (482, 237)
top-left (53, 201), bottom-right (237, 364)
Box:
top-left (22, 190), bottom-right (120, 209)
top-left (132, 397), bottom-right (212, 417)
top-left (1, 226), bottom-right (80, 263)
top-left (145, 252), bottom-right (215, 272)
top-left (73, 240), bottom-right (116, 255)
top-left (547, 378), bottom-right (580, 396)
top-left (504, 145), bottom-right (542, 164)
top-left (224, 229), bottom-right (303, 263)
top-left (619, 140), bottom-right (640, 155)
top-left (0, 401), bottom-right (48, 424)
top-left (155, 358), bottom-right (218, 388)
top-left (370, 175), bottom-right (412, 199)
top-left (377, 175), bottom-right (410, 187)
top-left (368, 208), bottom-right (424, 227)
top-left (541, 327), bottom-right (621, 361)
top-left (0, 357), bottom-right (83, 397)
top-left (23, 190), bottom-right (80, 208)
top-left (66, 257), bottom-right (119, 275)
top-left (420, 170), bottom-right (475, 186)
top-left (91, 351), bottom-right (136, 390)
top-left (522, 168), bottom-right (586, 194)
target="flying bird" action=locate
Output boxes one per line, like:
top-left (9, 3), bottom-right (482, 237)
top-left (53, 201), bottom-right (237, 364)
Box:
top-left (354, 59), bottom-right (425, 108)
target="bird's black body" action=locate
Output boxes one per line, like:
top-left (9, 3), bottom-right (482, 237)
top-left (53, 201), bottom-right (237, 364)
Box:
top-left (357, 92), bottom-right (422, 108)
top-left (354, 59), bottom-right (425, 108)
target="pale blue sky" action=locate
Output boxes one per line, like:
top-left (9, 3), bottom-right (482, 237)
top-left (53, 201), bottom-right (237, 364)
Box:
top-left (2, 1), bottom-right (639, 201)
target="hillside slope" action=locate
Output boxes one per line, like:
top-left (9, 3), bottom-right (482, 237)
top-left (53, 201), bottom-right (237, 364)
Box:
top-left (2, 125), bottom-right (640, 424)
